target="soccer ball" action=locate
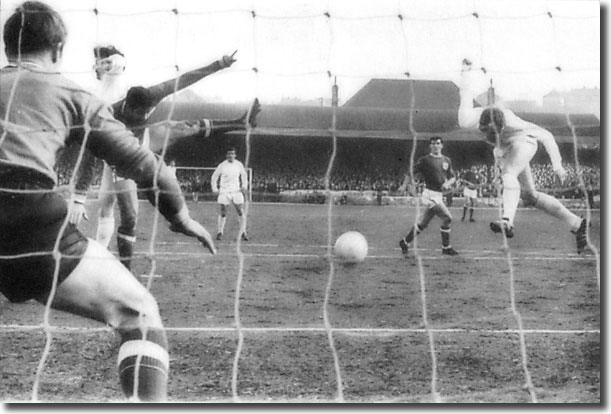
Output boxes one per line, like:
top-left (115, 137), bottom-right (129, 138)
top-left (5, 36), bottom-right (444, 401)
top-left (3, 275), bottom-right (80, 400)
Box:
top-left (334, 231), bottom-right (368, 263)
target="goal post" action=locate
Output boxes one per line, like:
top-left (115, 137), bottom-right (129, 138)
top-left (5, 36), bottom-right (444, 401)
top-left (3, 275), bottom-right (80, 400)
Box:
top-left (174, 166), bottom-right (253, 202)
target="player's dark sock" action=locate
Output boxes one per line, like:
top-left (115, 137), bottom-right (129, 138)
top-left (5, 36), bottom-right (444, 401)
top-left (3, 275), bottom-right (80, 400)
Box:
top-left (117, 233), bottom-right (135, 271)
top-left (117, 327), bottom-right (169, 402)
top-left (440, 226), bottom-right (451, 248)
top-left (572, 218), bottom-right (589, 254)
top-left (462, 207), bottom-right (467, 221)
top-left (469, 207), bottom-right (474, 221)
top-left (405, 224), bottom-right (421, 244)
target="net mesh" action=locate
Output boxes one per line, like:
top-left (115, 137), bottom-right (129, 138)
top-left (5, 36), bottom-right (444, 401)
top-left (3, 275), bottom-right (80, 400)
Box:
top-left (0, 0), bottom-right (600, 403)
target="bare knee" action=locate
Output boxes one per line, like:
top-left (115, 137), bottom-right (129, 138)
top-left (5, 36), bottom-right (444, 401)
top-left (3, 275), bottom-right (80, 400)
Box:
top-left (108, 290), bottom-right (162, 330)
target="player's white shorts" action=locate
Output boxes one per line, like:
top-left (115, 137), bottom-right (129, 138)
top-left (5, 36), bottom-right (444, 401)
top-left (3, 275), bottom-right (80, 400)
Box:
top-left (463, 188), bottom-right (477, 199)
top-left (421, 188), bottom-right (443, 207)
top-left (218, 191), bottom-right (245, 206)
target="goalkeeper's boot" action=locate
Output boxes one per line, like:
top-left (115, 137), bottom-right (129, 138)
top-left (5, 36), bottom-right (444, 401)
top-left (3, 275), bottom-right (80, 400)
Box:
top-left (399, 238), bottom-right (409, 256)
top-left (490, 219), bottom-right (514, 238)
top-left (572, 218), bottom-right (590, 254)
top-left (442, 246), bottom-right (459, 256)
top-left (241, 232), bottom-right (249, 241)
top-left (216, 232), bottom-right (223, 241)
top-left (246, 98), bottom-right (261, 128)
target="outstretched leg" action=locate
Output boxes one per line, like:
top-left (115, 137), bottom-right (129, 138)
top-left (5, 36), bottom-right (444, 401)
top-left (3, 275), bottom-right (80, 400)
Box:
top-left (49, 240), bottom-right (169, 402)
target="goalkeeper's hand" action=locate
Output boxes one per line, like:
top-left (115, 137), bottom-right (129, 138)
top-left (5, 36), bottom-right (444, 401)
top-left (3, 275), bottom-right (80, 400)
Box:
top-left (461, 58), bottom-right (473, 72)
top-left (67, 195), bottom-right (88, 226)
top-left (169, 207), bottom-right (217, 255)
top-left (219, 50), bottom-right (237, 69)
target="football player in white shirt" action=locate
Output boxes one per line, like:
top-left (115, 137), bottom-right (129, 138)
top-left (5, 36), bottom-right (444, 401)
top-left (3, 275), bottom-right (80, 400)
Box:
top-left (458, 59), bottom-right (589, 253)
top-left (211, 147), bottom-right (249, 241)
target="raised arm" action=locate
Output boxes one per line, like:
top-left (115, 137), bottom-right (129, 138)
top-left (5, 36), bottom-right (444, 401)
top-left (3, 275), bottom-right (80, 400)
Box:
top-left (148, 52), bottom-right (237, 106)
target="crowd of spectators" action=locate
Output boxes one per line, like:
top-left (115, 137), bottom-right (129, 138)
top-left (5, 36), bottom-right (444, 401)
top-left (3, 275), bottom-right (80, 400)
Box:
top-left (54, 141), bottom-right (600, 200)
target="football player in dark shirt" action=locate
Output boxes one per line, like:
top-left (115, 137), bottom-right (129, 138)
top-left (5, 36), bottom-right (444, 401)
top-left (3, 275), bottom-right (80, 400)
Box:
top-left (398, 136), bottom-right (459, 256)
top-left (461, 165), bottom-right (482, 222)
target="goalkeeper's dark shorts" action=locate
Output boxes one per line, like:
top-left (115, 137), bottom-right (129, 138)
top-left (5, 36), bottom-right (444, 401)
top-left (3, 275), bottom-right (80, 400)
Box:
top-left (0, 169), bottom-right (89, 303)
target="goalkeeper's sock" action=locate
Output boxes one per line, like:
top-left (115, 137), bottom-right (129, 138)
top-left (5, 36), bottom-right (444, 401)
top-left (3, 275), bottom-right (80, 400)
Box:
top-left (200, 118), bottom-right (246, 138)
top-left (117, 327), bottom-right (169, 402)
top-left (534, 192), bottom-right (582, 231)
top-left (117, 233), bottom-right (136, 271)
top-left (217, 215), bottom-right (227, 235)
top-left (96, 217), bottom-right (115, 248)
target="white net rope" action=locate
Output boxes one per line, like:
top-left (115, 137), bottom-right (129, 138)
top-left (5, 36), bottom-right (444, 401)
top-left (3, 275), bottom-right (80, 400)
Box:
top-left (0, 0), bottom-right (600, 403)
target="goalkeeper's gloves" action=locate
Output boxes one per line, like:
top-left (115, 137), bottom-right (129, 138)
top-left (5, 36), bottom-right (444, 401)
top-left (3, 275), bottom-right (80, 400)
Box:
top-left (219, 50), bottom-right (237, 69)
top-left (169, 206), bottom-right (217, 255)
top-left (67, 194), bottom-right (88, 226)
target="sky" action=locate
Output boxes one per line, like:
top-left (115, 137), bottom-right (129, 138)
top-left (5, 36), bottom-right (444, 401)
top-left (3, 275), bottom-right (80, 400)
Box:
top-left (0, 0), bottom-right (601, 105)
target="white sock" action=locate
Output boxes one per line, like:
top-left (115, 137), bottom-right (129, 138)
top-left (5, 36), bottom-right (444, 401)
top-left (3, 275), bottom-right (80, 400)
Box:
top-left (238, 215), bottom-right (246, 235)
top-left (501, 174), bottom-right (520, 226)
top-left (534, 192), bottom-right (582, 231)
top-left (218, 216), bottom-right (226, 234)
top-left (96, 216), bottom-right (115, 248)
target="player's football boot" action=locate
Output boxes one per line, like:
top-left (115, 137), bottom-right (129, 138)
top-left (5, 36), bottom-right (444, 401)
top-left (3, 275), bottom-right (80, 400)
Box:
top-left (442, 246), bottom-right (459, 256)
top-left (469, 218), bottom-right (475, 222)
top-left (399, 238), bottom-right (409, 256)
top-left (490, 219), bottom-right (514, 238)
top-left (248, 98), bottom-right (261, 128)
top-left (241, 233), bottom-right (249, 241)
top-left (216, 232), bottom-right (223, 241)
top-left (572, 218), bottom-right (590, 254)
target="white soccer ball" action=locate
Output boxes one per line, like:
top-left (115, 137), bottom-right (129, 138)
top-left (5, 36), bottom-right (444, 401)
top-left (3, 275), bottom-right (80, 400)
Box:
top-left (334, 231), bottom-right (368, 263)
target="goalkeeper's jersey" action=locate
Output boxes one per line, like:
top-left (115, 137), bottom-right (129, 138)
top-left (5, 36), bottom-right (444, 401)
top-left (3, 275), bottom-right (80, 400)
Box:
top-left (0, 65), bottom-right (184, 222)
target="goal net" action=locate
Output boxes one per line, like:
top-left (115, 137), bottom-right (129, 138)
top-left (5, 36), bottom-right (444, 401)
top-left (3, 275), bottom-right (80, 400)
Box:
top-left (0, 0), bottom-right (600, 404)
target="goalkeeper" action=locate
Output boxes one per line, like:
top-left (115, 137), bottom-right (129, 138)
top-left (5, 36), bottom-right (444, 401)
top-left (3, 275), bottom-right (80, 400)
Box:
top-left (69, 44), bottom-right (260, 270)
top-left (458, 58), bottom-right (589, 254)
top-left (0, 1), bottom-right (215, 401)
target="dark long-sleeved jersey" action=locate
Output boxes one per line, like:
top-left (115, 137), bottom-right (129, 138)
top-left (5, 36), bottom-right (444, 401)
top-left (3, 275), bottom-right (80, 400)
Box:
top-left (413, 154), bottom-right (455, 192)
top-left (0, 65), bottom-right (183, 221)
top-left (74, 60), bottom-right (226, 193)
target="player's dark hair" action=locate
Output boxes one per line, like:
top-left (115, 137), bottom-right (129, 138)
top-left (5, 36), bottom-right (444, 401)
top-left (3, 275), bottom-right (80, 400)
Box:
top-left (94, 45), bottom-right (124, 60)
top-left (429, 136), bottom-right (443, 144)
top-left (4, 1), bottom-right (67, 59)
top-left (479, 107), bottom-right (505, 132)
top-left (125, 86), bottom-right (155, 110)
top-left (226, 146), bottom-right (237, 153)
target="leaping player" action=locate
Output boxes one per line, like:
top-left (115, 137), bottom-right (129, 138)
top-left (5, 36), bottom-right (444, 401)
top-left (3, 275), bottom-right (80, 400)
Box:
top-left (458, 58), bottom-right (589, 253)
top-left (70, 46), bottom-right (260, 270)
